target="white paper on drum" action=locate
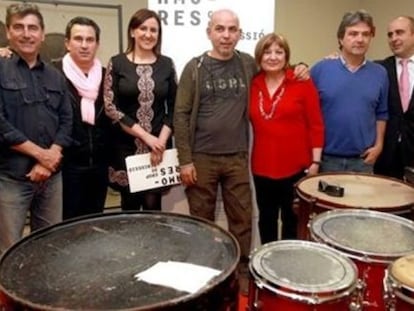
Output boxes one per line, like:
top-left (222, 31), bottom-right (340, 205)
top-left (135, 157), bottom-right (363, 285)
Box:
top-left (135, 261), bottom-right (221, 294)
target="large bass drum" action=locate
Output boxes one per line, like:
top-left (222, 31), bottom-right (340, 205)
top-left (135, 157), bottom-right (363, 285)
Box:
top-left (0, 212), bottom-right (240, 311)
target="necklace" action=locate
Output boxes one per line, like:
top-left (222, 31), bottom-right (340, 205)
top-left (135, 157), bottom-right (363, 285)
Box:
top-left (258, 86), bottom-right (285, 120)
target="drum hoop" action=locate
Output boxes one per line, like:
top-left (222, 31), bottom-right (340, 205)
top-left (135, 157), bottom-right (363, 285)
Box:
top-left (250, 265), bottom-right (357, 305)
top-left (310, 209), bottom-right (414, 263)
top-left (0, 211), bottom-right (241, 311)
top-left (295, 172), bottom-right (414, 211)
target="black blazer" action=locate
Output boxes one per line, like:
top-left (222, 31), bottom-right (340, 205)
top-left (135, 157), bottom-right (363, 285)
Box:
top-left (376, 56), bottom-right (414, 169)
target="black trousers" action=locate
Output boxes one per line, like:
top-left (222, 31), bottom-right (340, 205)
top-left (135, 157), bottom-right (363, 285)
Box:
top-left (374, 141), bottom-right (404, 180)
top-left (253, 171), bottom-right (304, 244)
top-left (119, 188), bottom-right (162, 211)
top-left (62, 164), bottom-right (108, 220)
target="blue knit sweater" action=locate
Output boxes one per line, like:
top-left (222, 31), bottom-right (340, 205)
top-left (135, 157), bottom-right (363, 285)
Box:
top-left (311, 58), bottom-right (389, 156)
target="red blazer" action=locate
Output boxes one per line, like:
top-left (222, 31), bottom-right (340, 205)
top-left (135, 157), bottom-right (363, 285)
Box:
top-left (249, 69), bottom-right (324, 179)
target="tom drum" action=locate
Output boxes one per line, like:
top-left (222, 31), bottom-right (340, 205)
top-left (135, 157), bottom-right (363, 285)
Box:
top-left (384, 253), bottom-right (414, 310)
top-left (248, 240), bottom-right (359, 310)
top-left (310, 209), bottom-right (414, 311)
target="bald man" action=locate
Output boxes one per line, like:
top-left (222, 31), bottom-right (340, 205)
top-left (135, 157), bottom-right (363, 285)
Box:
top-left (375, 16), bottom-right (414, 179)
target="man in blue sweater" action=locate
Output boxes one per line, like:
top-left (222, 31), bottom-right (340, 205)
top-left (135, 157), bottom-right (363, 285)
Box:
top-left (311, 10), bottom-right (389, 172)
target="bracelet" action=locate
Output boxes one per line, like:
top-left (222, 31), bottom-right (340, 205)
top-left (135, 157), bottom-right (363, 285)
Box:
top-left (312, 161), bottom-right (321, 165)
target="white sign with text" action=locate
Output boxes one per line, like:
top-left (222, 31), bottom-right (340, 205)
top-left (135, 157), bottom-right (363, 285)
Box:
top-left (126, 149), bottom-right (181, 193)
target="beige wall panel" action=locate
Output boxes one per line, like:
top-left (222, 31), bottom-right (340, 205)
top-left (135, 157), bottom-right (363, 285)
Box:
top-left (364, 0), bottom-right (414, 60)
top-left (275, 0), bottom-right (359, 65)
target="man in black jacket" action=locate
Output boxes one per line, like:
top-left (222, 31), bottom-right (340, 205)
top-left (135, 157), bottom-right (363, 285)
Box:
top-left (0, 3), bottom-right (72, 253)
top-left (375, 16), bottom-right (414, 179)
top-left (58, 17), bottom-right (110, 219)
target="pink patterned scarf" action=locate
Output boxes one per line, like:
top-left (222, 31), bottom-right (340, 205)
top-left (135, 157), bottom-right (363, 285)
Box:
top-left (62, 53), bottom-right (102, 125)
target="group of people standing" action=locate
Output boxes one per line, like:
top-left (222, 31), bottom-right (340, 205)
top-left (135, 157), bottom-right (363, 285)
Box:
top-left (0, 2), bottom-right (413, 296)
top-left (0, 4), bottom-right (177, 255)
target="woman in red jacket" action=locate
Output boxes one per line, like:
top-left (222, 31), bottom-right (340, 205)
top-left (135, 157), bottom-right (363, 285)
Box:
top-left (249, 33), bottom-right (324, 243)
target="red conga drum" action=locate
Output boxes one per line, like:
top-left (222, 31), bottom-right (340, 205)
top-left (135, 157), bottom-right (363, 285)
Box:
top-left (310, 209), bottom-right (414, 311)
top-left (248, 240), bottom-right (359, 310)
top-left (384, 253), bottom-right (414, 310)
top-left (296, 172), bottom-right (414, 239)
top-left (0, 212), bottom-right (240, 310)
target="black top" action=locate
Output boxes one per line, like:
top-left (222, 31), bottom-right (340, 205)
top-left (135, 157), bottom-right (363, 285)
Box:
top-left (104, 54), bottom-right (177, 187)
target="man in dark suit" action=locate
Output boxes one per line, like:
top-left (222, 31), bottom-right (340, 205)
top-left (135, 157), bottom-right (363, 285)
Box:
top-left (375, 16), bottom-right (414, 179)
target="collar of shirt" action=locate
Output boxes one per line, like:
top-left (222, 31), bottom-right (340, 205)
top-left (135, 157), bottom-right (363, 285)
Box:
top-left (10, 50), bottom-right (45, 70)
top-left (395, 54), bottom-right (414, 95)
top-left (339, 55), bottom-right (367, 72)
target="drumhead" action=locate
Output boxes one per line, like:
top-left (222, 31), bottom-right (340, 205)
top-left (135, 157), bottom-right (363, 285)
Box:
top-left (0, 212), bottom-right (239, 310)
top-left (390, 254), bottom-right (414, 288)
top-left (296, 173), bottom-right (414, 210)
top-left (310, 209), bottom-right (414, 262)
top-left (250, 240), bottom-right (357, 294)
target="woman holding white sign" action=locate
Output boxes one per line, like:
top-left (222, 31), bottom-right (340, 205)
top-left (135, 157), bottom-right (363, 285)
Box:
top-left (104, 9), bottom-right (177, 211)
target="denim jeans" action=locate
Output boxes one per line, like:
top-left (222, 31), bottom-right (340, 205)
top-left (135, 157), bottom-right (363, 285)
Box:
top-left (0, 172), bottom-right (62, 254)
top-left (320, 155), bottom-right (373, 173)
top-left (185, 152), bottom-right (252, 261)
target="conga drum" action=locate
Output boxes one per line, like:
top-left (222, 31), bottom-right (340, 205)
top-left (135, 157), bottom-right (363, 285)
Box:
top-left (384, 254), bottom-right (414, 310)
top-left (310, 209), bottom-right (414, 311)
top-left (248, 240), bottom-right (359, 310)
top-left (0, 212), bottom-right (240, 310)
top-left (296, 172), bottom-right (414, 239)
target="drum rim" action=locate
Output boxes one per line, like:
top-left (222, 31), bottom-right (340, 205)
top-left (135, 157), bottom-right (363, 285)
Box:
top-left (0, 211), bottom-right (240, 311)
top-left (295, 172), bottom-right (414, 211)
top-left (249, 240), bottom-right (358, 298)
top-left (310, 209), bottom-right (414, 262)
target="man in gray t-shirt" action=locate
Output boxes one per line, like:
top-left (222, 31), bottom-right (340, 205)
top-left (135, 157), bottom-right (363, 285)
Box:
top-left (195, 54), bottom-right (248, 154)
top-left (174, 9), bottom-right (256, 295)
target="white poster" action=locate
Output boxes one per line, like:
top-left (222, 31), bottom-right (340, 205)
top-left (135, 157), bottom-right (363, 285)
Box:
top-left (149, 0), bottom-right (275, 75)
top-left (126, 149), bottom-right (180, 193)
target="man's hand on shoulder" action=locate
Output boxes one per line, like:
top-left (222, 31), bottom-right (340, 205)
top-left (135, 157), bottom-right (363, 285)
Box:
top-left (0, 47), bottom-right (13, 59)
top-left (293, 63), bottom-right (310, 81)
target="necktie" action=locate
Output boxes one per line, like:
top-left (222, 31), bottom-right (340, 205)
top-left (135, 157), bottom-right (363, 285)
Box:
top-left (399, 59), bottom-right (410, 112)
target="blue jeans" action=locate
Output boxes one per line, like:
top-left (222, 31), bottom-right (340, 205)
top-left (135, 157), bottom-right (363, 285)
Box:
top-left (0, 172), bottom-right (62, 254)
top-left (320, 155), bottom-right (373, 173)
